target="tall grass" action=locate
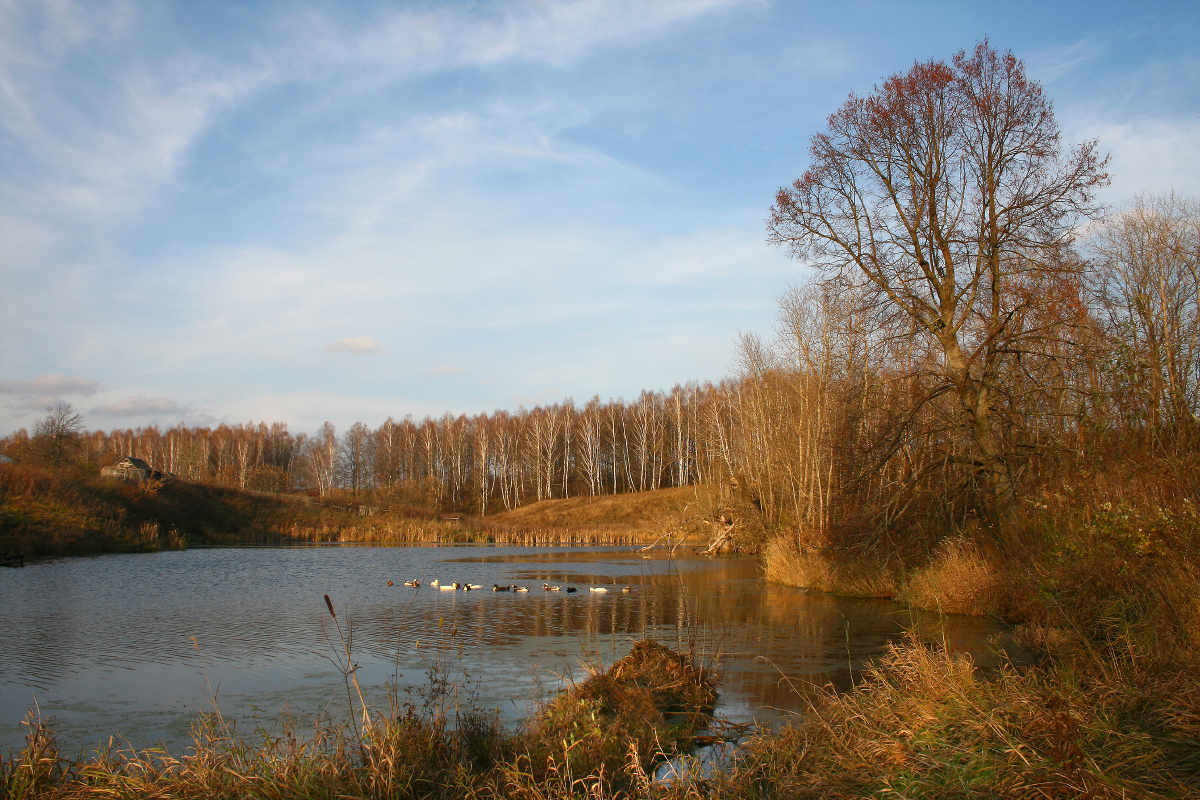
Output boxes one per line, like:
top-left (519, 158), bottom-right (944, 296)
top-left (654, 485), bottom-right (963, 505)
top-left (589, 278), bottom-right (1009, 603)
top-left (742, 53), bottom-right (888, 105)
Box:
top-left (713, 634), bottom-right (1200, 798)
top-left (749, 444), bottom-right (1200, 798)
top-left (1, 634), bottom-right (718, 800)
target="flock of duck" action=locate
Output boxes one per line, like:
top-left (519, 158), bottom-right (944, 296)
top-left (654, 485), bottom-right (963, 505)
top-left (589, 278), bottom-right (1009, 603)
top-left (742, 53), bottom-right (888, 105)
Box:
top-left (385, 578), bottom-right (628, 594)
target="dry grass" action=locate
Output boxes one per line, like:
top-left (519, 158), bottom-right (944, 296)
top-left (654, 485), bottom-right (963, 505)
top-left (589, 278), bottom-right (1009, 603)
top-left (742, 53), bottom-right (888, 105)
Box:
top-left (712, 634), bottom-right (1200, 799)
top-left (743, 445), bottom-right (1200, 797)
top-left (506, 640), bottom-right (717, 797)
top-left (488, 485), bottom-right (715, 545)
top-left (0, 640), bottom-right (717, 800)
top-left (0, 463), bottom-right (698, 557)
top-left (899, 534), bottom-right (1008, 617)
top-left (11, 634), bottom-right (1194, 800)
top-left (763, 537), bottom-right (900, 598)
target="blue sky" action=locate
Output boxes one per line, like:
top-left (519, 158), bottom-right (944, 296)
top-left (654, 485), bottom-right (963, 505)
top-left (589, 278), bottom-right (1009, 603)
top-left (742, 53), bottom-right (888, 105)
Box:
top-left (1, 0), bottom-right (1197, 435)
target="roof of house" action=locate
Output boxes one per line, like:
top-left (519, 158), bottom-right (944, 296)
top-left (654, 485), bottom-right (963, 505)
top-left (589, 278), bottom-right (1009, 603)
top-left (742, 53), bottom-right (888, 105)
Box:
top-left (118, 457), bottom-right (154, 471)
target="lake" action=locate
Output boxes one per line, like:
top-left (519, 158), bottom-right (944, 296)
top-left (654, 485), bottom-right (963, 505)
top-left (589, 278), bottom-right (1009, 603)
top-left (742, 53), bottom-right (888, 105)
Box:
top-left (0, 545), bottom-right (1023, 756)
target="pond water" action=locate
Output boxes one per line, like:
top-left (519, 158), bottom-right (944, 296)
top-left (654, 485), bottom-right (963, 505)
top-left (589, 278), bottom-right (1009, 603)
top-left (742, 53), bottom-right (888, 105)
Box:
top-left (0, 545), bottom-right (1024, 756)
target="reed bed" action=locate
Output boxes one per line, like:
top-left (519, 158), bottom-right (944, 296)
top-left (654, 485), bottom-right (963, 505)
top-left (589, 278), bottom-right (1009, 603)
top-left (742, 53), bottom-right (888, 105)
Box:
top-left (7, 635), bottom-right (1198, 799)
top-left (286, 520), bottom-right (646, 547)
top-left (1, 637), bottom-right (718, 800)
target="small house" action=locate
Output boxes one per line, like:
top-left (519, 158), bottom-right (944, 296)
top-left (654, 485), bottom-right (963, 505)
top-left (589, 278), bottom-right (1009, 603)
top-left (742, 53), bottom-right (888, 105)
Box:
top-left (101, 457), bottom-right (156, 483)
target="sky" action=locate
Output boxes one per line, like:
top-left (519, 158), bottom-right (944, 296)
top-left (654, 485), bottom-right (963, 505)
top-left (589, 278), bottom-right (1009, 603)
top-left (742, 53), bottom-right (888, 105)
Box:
top-left (1, 0), bottom-right (1197, 436)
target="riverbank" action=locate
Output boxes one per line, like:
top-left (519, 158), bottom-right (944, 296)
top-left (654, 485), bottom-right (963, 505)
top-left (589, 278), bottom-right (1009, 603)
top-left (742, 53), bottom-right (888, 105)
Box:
top-left (0, 463), bottom-right (708, 557)
top-left (2, 638), bottom-right (720, 800)
top-left (749, 449), bottom-right (1200, 797)
top-left (5, 632), bottom-right (1198, 799)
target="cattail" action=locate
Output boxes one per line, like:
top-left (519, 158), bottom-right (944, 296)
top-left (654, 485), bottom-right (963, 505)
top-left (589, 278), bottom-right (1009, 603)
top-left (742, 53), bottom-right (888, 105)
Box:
top-left (324, 594), bottom-right (335, 618)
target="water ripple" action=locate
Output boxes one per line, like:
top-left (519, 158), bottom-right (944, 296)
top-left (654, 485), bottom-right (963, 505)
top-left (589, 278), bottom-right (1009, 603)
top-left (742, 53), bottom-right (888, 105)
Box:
top-left (1, 546), bottom-right (1022, 756)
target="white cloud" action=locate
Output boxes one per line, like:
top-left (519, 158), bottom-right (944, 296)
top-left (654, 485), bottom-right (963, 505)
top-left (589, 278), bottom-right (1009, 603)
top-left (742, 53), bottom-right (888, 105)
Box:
top-left (0, 373), bottom-right (99, 395)
top-left (90, 395), bottom-right (179, 417)
top-left (326, 336), bottom-right (385, 355)
top-left (1083, 118), bottom-right (1200, 200)
top-left (14, 394), bottom-right (61, 411)
top-left (429, 365), bottom-right (464, 376)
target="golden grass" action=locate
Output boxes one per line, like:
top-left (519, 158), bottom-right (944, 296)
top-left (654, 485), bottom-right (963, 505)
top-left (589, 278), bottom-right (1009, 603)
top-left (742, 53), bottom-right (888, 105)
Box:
top-left (488, 485), bottom-right (716, 543)
top-left (763, 537), bottom-right (899, 598)
top-left (715, 634), bottom-right (1200, 799)
top-left (1, 463), bottom-right (706, 556)
top-left (899, 535), bottom-right (1007, 617)
top-left (8, 633), bottom-right (1198, 800)
top-left (0, 640), bottom-right (718, 800)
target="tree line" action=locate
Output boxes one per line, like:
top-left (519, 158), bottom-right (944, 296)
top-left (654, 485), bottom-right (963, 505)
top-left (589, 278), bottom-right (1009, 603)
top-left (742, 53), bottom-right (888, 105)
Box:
top-left (2, 386), bottom-right (785, 516)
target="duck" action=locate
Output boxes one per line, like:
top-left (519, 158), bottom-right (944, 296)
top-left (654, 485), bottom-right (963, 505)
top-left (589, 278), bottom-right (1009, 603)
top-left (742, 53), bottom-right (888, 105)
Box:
top-left (621, 586), bottom-right (631, 593)
top-left (430, 579), bottom-right (440, 587)
top-left (465, 583), bottom-right (482, 591)
top-left (387, 580), bottom-right (394, 586)
top-left (543, 583), bottom-right (561, 591)
top-left (566, 587), bottom-right (578, 593)
top-left (438, 582), bottom-right (460, 591)
top-left (590, 586), bottom-right (608, 593)
top-left (513, 586), bottom-right (529, 592)
top-left (493, 584), bottom-right (511, 591)
top-left (404, 579), bottom-right (420, 587)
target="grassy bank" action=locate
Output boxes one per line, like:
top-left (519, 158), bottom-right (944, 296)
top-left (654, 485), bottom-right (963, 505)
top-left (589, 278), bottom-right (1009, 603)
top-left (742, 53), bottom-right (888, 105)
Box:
top-left (0, 463), bottom-right (702, 557)
top-left (8, 631), bottom-right (1197, 798)
top-left (749, 448), bottom-right (1200, 797)
top-left (1, 639), bottom-right (718, 800)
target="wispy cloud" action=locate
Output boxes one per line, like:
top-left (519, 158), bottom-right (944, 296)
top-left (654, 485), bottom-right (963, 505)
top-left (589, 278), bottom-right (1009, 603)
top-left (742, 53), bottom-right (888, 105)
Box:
top-left (0, 2), bottom-right (268, 220)
top-left (429, 365), bottom-right (464, 376)
top-left (0, 373), bottom-right (99, 396)
top-left (283, 0), bottom-right (754, 77)
top-left (1091, 118), bottom-right (1200, 199)
top-left (91, 395), bottom-right (179, 417)
top-left (326, 336), bottom-right (385, 355)
top-left (0, 0), bottom-right (750, 227)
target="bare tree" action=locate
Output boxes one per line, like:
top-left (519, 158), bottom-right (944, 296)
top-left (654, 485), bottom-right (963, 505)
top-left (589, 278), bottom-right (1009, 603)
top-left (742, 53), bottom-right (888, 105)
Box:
top-left (1089, 193), bottom-right (1200, 438)
top-left (308, 422), bottom-right (338, 497)
top-left (768, 41), bottom-right (1107, 529)
top-left (472, 413), bottom-right (495, 515)
top-left (32, 402), bottom-right (84, 466)
top-left (577, 396), bottom-right (605, 496)
top-left (339, 422), bottom-right (373, 494)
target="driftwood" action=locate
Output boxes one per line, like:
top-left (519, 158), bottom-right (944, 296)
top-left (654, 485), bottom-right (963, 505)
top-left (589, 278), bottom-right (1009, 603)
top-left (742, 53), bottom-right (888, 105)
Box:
top-left (701, 513), bottom-right (741, 555)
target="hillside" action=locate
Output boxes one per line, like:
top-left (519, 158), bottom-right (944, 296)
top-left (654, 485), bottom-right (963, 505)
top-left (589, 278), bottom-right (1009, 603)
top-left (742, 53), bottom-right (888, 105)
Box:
top-left (0, 463), bottom-right (707, 557)
top-left (0, 462), bottom-right (362, 556)
top-left (487, 484), bottom-right (716, 542)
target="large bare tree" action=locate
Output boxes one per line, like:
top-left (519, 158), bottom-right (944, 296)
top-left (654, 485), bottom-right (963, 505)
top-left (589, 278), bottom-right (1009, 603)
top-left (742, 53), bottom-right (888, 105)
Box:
top-left (768, 41), bottom-right (1107, 525)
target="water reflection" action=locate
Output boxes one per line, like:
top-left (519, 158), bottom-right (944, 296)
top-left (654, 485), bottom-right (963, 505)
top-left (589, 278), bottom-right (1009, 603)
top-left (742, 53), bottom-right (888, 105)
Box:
top-left (0, 545), bottom-right (1022, 756)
